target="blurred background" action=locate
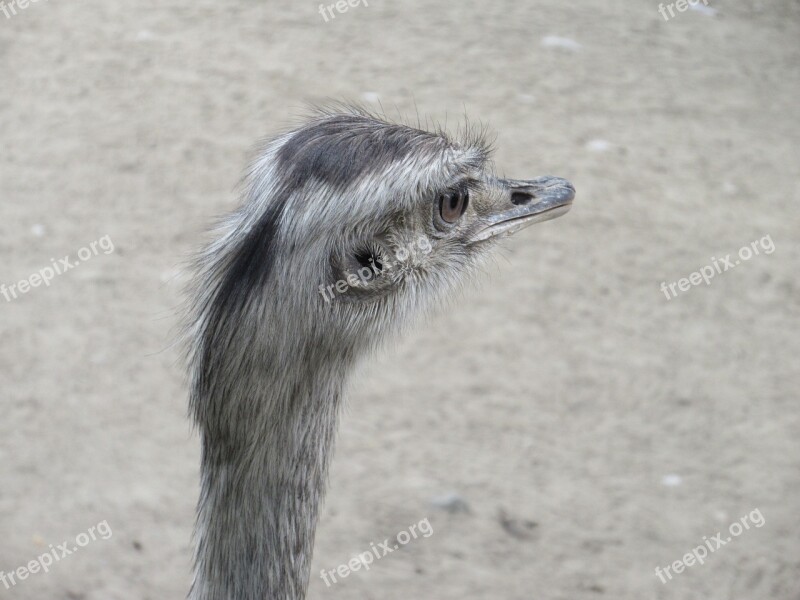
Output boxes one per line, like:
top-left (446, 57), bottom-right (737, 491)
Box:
top-left (1, 1), bottom-right (798, 598)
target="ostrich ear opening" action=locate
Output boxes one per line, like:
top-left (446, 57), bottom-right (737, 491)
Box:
top-left (326, 239), bottom-right (395, 301)
top-left (352, 245), bottom-right (385, 274)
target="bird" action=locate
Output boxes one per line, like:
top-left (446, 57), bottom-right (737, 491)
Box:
top-left (183, 105), bottom-right (575, 600)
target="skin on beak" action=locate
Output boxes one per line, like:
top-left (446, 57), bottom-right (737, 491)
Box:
top-left (471, 176), bottom-right (575, 243)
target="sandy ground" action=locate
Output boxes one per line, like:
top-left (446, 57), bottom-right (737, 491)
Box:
top-left (1, 0), bottom-right (799, 598)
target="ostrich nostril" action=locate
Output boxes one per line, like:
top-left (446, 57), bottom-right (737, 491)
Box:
top-left (510, 191), bottom-right (534, 206)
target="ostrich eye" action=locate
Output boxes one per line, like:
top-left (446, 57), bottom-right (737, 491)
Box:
top-left (439, 187), bottom-right (469, 224)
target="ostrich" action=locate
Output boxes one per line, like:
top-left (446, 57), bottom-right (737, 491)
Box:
top-left (184, 106), bottom-right (575, 600)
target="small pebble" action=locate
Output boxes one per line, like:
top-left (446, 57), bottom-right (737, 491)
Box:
top-left (517, 93), bottom-right (536, 104)
top-left (498, 507), bottom-right (538, 540)
top-left (585, 139), bottom-right (611, 152)
top-left (430, 492), bottom-right (470, 514)
top-left (661, 474), bottom-right (682, 487)
top-left (540, 35), bottom-right (582, 51)
top-left (722, 181), bottom-right (738, 195)
top-left (689, 4), bottom-right (718, 16)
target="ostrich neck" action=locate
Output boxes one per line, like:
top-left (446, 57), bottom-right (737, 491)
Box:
top-left (190, 341), bottom-right (349, 600)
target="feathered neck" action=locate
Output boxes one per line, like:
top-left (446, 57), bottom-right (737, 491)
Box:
top-left (189, 331), bottom-right (350, 600)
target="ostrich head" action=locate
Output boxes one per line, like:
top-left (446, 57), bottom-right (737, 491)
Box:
top-left (185, 106), bottom-right (574, 600)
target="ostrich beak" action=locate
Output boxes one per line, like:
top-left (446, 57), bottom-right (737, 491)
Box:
top-left (471, 176), bottom-right (575, 243)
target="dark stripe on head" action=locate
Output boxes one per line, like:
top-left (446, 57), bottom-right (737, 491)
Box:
top-left (195, 190), bottom-right (289, 406)
top-left (191, 112), bottom-right (486, 412)
top-left (277, 114), bottom-right (444, 193)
